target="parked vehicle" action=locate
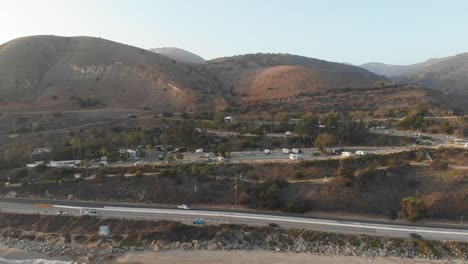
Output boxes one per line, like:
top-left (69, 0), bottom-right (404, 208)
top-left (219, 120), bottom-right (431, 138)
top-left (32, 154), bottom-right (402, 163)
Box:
top-left (282, 148), bottom-right (290, 154)
top-left (193, 218), bottom-right (205, 225)
top-left (355, 150), bottom-right (368, 156)
top-left (178, 204), bottom-right (190, 210)
top-left (264, 149), bottom-right (271, 155)
top-left (289, 153), bottom-right (300, 160)
top-left (268, 223), bottom-right (279, 228)
top-left (195, 149), bottom-right (204, 154)
top-left (291, 148), bottom-right (301, 154)
top-left (326, 148), bottom-right (343, 155)
top-left (341, 151), bottom-right (352, 158)
top-left (56, 210), bottom-right (68, 215)
top-left (80, 208), bottom-right (98, 216)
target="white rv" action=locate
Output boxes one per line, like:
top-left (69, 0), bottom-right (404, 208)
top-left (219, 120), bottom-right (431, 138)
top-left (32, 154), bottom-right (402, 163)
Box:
top-left (341, 152), bottom-right (352, 158)
top-left (355, 150), bottom-right (368, 156)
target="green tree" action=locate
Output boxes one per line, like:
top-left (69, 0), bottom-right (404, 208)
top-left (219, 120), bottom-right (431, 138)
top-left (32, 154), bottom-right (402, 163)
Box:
top-left (294, 112), bottom-right (317, 141)
top-left (95, 167), bottom-right (108, 183)
top-left (159, 133), bottom-right (168, 150)
top-left (107, 151), bottom-right (121, 162)
top-left (217, 143), bottom-right (230, 158)
top-left (4, 147), bottom-right (16, 169)
top-left (81, 159), bottom-right (90, 178)
top-left (69, 137), bottom-right (81, 160)
top-left (146, 144), bottom-right (153, 163)
top-left (100, 147), bottom-right (108, 157)
top-left (314, 133), bottom-right (336, 153)
top-left (320, 111), bottom-right (340, 128)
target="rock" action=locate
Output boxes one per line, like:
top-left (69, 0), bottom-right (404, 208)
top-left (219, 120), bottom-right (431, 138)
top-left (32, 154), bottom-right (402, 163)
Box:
top-left (207, 243), bottom-right (218, 250)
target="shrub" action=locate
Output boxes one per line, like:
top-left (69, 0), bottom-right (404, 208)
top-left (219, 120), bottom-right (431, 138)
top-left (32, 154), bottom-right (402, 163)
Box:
top-left (431, 160), bottom-right (448, 171)
top-left (401, 197), bottom-right (426, 221)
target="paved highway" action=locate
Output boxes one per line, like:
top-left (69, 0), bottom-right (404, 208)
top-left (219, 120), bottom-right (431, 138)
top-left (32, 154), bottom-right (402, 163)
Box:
top-left (0, 199), bottom-right (467, 242)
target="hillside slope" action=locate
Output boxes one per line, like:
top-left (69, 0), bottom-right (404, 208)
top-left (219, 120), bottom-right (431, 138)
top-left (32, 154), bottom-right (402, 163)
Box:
top-left (207, 53), bottom-right (390, 102)
top-left (149, 47), bottom-right (205, 64)
top-left (201, 54), bottom-right (459, 112)
top-left (360, 57), bottom-right (451, 78)
top-left (0, 36), bottom-right (460, 113)
top-left (0, 35), bottom-right (224, 112)
top-left (395, 53), bottom-right (468, 100)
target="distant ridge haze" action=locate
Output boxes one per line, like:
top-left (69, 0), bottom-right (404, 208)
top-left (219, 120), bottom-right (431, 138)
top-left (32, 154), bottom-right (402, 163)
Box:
top-left (360, 53), bottom-right (468, 103)
top-left (149, 47), bottom-right (205, 64)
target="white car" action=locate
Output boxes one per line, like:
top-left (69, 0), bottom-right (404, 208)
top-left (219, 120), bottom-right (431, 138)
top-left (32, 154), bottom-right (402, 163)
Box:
top-left (464, 143), bottom-right (468, 148)
top-left (178, 204), bottom-right (190, 210)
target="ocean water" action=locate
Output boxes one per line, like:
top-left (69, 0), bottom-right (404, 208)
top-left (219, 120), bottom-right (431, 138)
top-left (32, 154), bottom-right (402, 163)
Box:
top-left (0, 258), bottom-right (72, 264)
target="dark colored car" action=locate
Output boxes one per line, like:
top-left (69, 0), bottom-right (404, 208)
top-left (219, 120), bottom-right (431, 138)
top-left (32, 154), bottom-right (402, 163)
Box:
top-left (268, 223), bottom-right (279, 228)
top-left (409, 233), bottom-right (423, 239)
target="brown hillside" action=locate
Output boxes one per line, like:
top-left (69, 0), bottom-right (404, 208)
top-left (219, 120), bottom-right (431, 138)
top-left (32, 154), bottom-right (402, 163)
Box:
top-left (0, 35), bottom-right (225, 112)
top-left (207, 53), bottom-right (389, 103)
top-left (0, 37), bottom-right (460, 113)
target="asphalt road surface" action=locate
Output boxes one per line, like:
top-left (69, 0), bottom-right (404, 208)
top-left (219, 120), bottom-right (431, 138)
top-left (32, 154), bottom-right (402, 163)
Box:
top-left (0, 199), bottom-right (467, 242)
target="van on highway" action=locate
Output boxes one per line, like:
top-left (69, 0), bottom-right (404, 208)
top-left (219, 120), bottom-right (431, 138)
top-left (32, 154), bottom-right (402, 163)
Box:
top-left (282, 148), bottom-right (290, 154)
top-left (264, 149), bottom-right (271, 155)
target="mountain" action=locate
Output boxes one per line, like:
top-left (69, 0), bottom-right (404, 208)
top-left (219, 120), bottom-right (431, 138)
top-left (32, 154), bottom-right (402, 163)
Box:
top-left (201, 53), bottom-right (452, 112)
top-left (361, 54), bottom-right (468, 105)
top-left (206, 53), bottom-right (389, 102)
top-left (149, 47), bottom-right (205, 64)
top-left (0, 35), bottom-right (224, 112)
top-left (0, 36), bottom-right (459, 114)
top-left (395, 53), bottom-right (468, 99)
top-left (360, 57), bottom-right (452, 78)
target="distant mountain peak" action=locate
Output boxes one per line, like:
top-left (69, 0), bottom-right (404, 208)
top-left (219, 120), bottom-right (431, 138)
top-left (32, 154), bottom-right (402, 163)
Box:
top-left (149, 47), bottom-right (205, 64)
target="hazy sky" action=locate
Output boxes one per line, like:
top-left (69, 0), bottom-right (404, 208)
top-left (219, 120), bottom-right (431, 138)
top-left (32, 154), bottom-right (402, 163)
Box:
top-left (1, 0), bottom-right (467, 65)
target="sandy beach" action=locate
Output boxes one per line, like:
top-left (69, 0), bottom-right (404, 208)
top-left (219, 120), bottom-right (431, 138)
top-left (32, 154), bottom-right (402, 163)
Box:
top-left (113, 250), bottom-right (466, 264)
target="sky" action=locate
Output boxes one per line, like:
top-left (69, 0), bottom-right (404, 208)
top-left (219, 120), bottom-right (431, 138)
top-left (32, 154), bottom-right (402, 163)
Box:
top-left (1, 0), bottom-right (468, 65)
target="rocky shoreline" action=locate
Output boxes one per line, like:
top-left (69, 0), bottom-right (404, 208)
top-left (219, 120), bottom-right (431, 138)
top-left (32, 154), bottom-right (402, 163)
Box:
top-left (1, 231), bottom-right (467, 263)
top-left (0, 213), bottom-right (467, 263)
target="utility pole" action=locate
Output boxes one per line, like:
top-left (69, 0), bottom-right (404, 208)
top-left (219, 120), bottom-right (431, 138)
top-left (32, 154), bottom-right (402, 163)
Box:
top-left (461, 216), bottom-right (464, 224)
top-left (234, 178), bottom-right (238, 206)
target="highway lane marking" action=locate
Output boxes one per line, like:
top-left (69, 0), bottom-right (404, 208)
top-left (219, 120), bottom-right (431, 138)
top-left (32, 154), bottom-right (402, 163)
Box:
top-left (52, 205), bottom-right (468, 237)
